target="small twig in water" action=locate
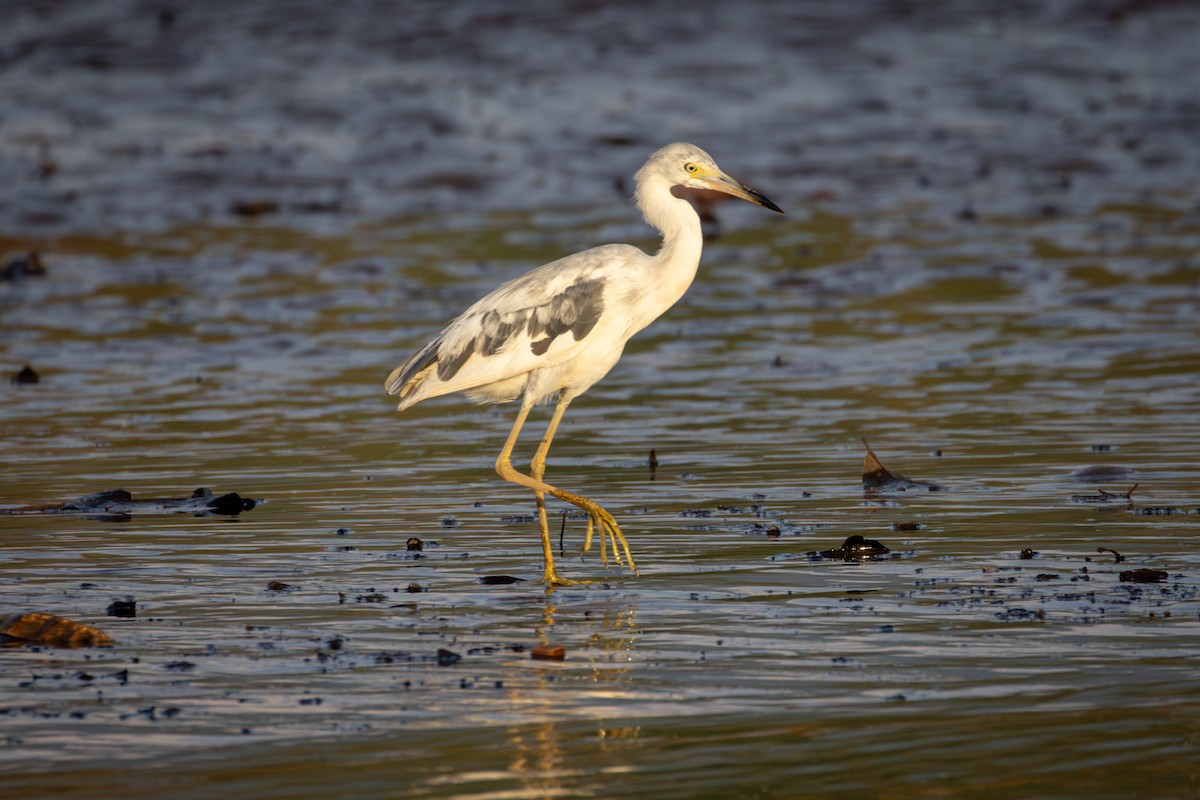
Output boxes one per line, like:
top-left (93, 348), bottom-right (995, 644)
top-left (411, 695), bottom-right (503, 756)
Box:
top-left (1097, 546), bottom-right (1126, 563)
top-left (558, 510), bottom-right (568, 557)
top-left (1098, 483), bottom-right (1139, 501)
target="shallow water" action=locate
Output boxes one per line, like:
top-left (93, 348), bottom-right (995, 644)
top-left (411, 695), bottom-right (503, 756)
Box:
top-left (3, 1), bottom-right (1200, 798)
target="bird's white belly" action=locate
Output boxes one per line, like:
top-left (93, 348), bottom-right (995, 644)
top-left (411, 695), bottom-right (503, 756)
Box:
top-left (463, 332), bottom-right (627, 407)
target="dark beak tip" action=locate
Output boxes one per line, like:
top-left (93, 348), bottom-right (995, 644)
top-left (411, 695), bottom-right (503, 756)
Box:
top-left (755, 194), bottom-right (784, 214)
top-left (746, 185), bottom-right (783, 215)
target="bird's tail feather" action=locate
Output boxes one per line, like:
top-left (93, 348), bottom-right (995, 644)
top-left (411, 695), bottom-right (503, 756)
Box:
top-left (385, 337), bottom-right (441, 408)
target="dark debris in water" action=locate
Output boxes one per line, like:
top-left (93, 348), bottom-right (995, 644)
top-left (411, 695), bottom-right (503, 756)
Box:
top-left (478, 575), bottom-right (525, 585)
top-left (679, 508), bottom-right (715, 518)
top-left (118, 706), bottom-right (182, 722)
top-left (1, 487), bottom-right (259, 519)
top-left (815, 535), bottom-right (891, 562)
top-left (996, 607), bottom-right (1046, 623)
top-left (1119, 568), bottom-right (1169, 584)
top-left (1071, 483), bottom-right (1138, 503)
top-left (230, 199), bottom-right (279, 217)
top-left (745, 520), bottom-right (826, 539)
top-left (0, 251), bottom-right (46, 282)
top-left (10, 364), bottom-right (39, 385)
top-left (105, 599), bottom-right (136, 618)
top-left (684, 504), bottom-right (772, 520)
top-left (1070, 465), bottom-right (1136, 483)
top-left (308, 643), bottom-right (530, 670)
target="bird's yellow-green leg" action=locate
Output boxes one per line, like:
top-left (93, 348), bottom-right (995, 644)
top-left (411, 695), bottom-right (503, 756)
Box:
top-left (529, 398), bottom-right (565, 581)
top-left (496, 399), bottom-right (577, 586)
top-left (532, 396), bottom-right (636, 576)
top-left (496, 397), bottom-right (637, 585)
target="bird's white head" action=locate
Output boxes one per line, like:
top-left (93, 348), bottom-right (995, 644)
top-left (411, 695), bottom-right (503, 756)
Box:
top-left (635, 142), bottom-right (783, 215)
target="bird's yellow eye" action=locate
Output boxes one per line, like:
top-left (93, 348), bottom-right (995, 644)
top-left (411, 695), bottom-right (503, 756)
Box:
top-left (685, 162), bottom-right (698, 174)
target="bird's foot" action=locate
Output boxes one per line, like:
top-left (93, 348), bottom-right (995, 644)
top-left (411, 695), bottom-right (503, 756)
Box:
top-left (580, 504), bottom-right (638, 576)
top-left (539, 569), bottom-right (581, 587)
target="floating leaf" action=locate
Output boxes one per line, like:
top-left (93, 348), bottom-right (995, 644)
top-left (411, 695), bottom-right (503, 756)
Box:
top-left (0, 612), bottom-right (114, 648)
top-left (861, 439), bottom-right (943, 492)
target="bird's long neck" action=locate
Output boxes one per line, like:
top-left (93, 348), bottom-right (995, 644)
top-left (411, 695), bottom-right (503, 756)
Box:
top-left (637, 177), bottom-right (704, 310)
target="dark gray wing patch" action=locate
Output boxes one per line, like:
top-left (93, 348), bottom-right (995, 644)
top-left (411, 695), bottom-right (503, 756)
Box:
top-left (436, 337), bottom-right (474, 381)
top-left (478, 309), bottom-right (525, 357)
top-left (418, 276), bottom-right (607, 385)
top-left (527, 278), bottom-right (605, 356)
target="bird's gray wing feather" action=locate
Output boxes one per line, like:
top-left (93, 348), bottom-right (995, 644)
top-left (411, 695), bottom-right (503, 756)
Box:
top-left (386, 244), bottom-right (642, 403)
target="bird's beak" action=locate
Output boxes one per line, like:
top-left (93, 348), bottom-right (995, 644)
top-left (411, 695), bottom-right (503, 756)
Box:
top-left (706, 172), bottom-right (784, 214)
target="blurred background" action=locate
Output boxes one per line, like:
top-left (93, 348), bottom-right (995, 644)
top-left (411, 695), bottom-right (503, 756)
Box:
top-left (4, 0), bottom-right (1199, 235)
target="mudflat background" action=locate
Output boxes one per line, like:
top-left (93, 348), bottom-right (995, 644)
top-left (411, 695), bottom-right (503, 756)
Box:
top-left (3, 1), bottom-right (1198, 797)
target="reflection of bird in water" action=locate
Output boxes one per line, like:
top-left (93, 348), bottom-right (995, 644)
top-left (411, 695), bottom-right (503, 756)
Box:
top-left (386, 142), bottom-right (782, 585)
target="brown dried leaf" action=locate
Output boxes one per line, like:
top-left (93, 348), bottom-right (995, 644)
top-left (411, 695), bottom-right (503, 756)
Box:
top-left (531, 644), bottom-right (566, 661)
top-left (862, 438), bottom-right (901, 488)
top-left (0, 612), bottom-right (114, 648)
top-left (861, 439), bottom-right (943, 492)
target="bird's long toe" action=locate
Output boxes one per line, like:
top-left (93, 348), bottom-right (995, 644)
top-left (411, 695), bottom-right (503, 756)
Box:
top-left (577, 502), bottom-right (637, 575)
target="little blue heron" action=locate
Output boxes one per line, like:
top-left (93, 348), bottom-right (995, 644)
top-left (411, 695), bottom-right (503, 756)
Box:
top-left (386, 142), bottom-right (782, 585)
